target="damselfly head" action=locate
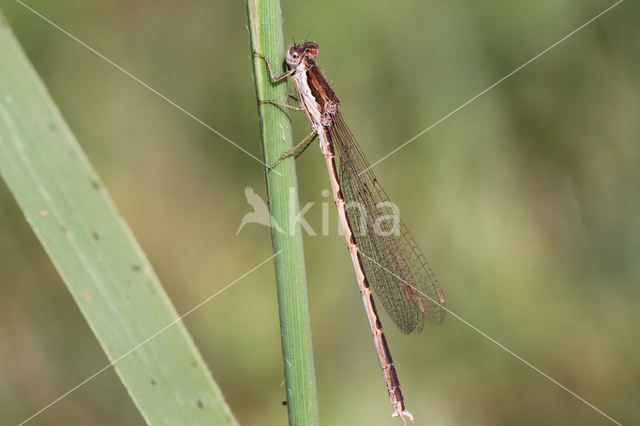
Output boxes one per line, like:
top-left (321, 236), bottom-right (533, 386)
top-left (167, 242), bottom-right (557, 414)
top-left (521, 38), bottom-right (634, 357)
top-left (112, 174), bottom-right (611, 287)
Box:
top-left (285, 41), bottom-right (319, 66)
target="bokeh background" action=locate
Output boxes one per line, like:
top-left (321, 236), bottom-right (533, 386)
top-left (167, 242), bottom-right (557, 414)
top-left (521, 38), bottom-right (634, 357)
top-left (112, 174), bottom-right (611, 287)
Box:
top-left (1, 0), bottom-right (638, 425)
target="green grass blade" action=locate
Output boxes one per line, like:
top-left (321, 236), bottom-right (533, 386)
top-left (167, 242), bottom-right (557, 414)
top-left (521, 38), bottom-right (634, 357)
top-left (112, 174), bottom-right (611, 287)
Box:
top-left (246, 1), bottom-right (320, 424)
top-left (0, 13), bottom-right (237, 426)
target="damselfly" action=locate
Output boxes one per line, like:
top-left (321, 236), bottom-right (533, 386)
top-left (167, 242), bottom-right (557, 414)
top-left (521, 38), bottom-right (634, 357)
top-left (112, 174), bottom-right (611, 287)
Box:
top-left (256, 42), bottom-right (446, 423)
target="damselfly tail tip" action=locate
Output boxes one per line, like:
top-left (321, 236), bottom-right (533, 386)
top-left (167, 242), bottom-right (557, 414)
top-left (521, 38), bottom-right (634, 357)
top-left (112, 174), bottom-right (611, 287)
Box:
top-left (392, 409), bottom-right (414, 424)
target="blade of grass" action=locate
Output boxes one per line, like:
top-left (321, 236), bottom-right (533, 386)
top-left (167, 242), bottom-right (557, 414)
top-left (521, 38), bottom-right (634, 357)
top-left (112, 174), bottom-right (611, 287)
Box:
top-left (246, 1), bottom-right (320, 424)
top-left (0, 12), bottom-right (237, 426)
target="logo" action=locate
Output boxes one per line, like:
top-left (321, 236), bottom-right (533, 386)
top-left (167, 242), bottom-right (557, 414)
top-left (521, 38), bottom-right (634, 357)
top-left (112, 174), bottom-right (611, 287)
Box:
top-left (236, 187), bottom-right (283, 235)
top-left (236, 186), bottom-right (401, 237)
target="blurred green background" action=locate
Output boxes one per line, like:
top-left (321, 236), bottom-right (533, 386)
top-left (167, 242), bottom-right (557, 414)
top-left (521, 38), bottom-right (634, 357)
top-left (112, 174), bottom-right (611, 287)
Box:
top-left (1, 0), bottom-right (638, 425)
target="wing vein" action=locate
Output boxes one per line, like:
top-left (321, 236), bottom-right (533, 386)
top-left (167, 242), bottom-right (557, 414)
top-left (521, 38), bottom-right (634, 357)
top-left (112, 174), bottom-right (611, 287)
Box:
top-left (330, 114), bottom-right (445, 333)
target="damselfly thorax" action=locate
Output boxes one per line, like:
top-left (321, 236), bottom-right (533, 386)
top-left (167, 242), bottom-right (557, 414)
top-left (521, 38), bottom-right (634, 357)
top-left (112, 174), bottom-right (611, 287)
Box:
top-left (287, 42), bottom-right (340, 132)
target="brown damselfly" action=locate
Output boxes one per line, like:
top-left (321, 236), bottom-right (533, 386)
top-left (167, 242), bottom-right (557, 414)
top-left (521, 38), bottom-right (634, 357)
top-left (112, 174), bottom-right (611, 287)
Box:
top-left (256, 42), bottom-right (446, 423)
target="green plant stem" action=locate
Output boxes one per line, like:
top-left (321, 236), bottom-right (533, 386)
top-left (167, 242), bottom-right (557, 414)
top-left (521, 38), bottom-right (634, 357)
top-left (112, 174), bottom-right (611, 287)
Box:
top-left (246, 1), bottom-right (320, 425)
